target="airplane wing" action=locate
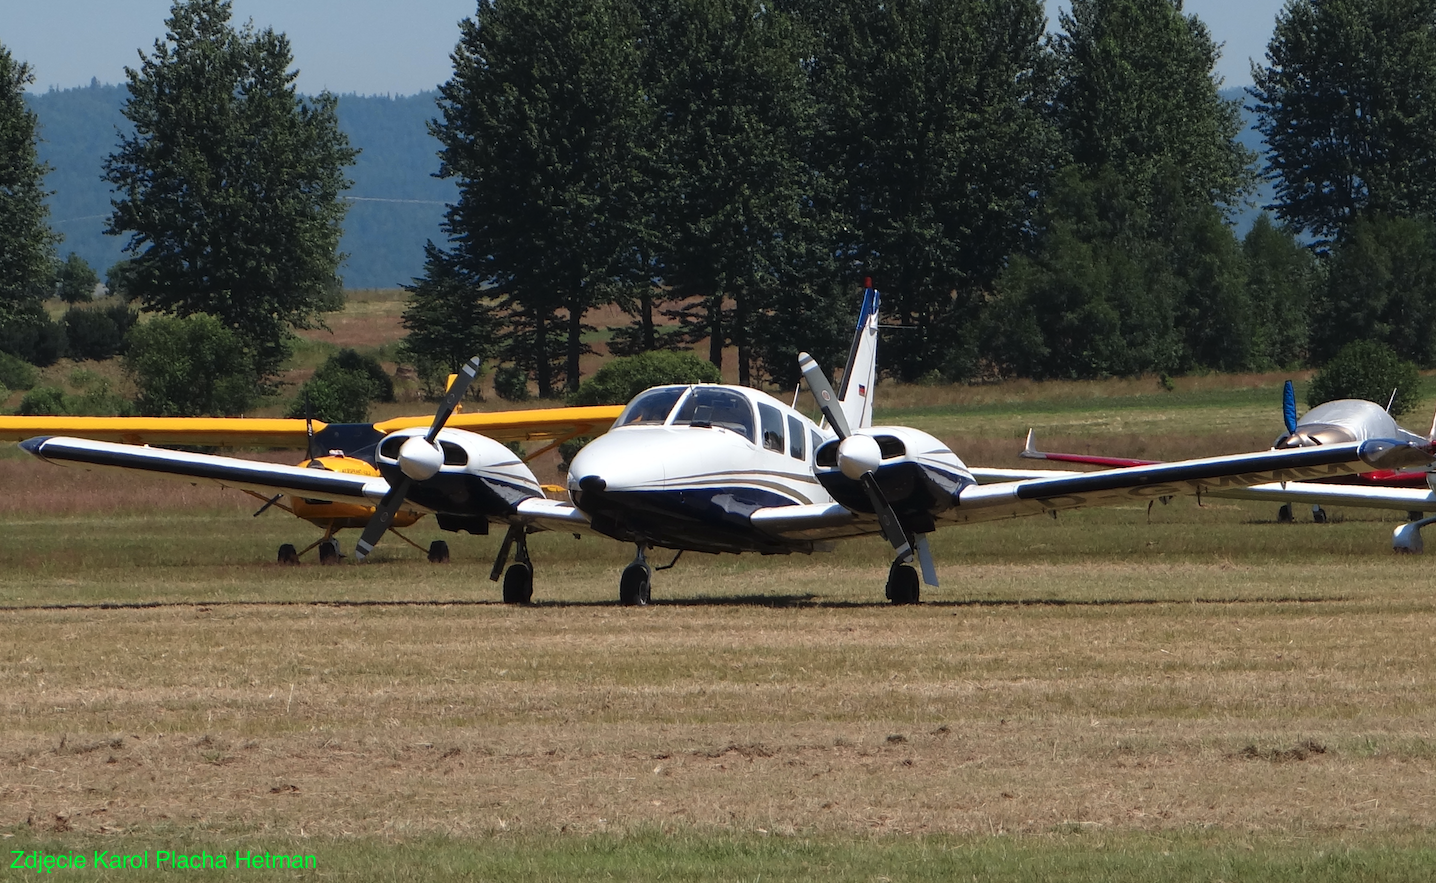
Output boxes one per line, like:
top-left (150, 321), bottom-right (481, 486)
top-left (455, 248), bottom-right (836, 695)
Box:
top-left (19, 436), bottom-right (393, 510)
top-left (1208, 481), bottom-right (1436, 513)
top-left (752, 439), bottom-right (1431, 541)
top-left (951, 440), bottom-right (1429, 523)
top-left (0, 405), bottom-right (624, 448)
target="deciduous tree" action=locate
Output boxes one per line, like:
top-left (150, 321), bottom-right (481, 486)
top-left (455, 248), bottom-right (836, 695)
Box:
top-left (0, 43), bottom-right (58, 339)
top-left (104, 0), bottom-right (357, 382)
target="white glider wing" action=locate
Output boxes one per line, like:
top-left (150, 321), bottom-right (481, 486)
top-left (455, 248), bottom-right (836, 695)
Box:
top-left (948, 440), bottom-right (1426, 523)
top-left (20, 436), bottom-right (391, 509)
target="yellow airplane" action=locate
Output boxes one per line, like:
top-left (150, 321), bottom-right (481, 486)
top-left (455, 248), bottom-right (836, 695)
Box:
top-left (0, 399), bottom-right (622, 565)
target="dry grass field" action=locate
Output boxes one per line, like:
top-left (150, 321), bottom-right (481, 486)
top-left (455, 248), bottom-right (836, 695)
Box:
top-left (4, 294), bottom-right (1436, 878)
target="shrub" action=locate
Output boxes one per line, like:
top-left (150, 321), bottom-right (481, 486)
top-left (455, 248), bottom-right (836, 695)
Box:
top-left (64, 302), bottom-right (138, 361)
top-left (494, 365), bottom-right (531, 402)
top-left (1307, 340), bottom-right (1423, 418)
top-left (0, 351), bottom-right (38, 391)
top-left (125, 314), bottom-right (259, 416)
top-left (18, 386), bottom-right (68, 416)
top-left (569, 350), bottom-right (720, 406)
top-left (0, 302), bottom-right (67, 366)
top-left (287, 350), bottom-right (394, 424)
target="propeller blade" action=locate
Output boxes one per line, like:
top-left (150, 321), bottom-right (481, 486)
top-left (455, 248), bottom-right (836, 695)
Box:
top-left (304, 392), bottom-right (317, 461)
top-left (353, 477), bottom-right (412, 562)
top-left (859, 472), bottom-right (912, 564)
top-left (798, 351), bottom-right (850, 439)
top-left (1283, 380), bottom-right (1298, 434)
top-left (426, 355), bottom-right (482, 444)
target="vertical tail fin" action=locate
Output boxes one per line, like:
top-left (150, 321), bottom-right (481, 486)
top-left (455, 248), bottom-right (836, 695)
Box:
top-left (836, 281), bottom-right (880, 431)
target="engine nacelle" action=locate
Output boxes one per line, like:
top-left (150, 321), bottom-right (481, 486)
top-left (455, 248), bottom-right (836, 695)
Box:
top-left (374, 426), bottom-right (544, 519)
top-left (814, 426), bottom-right (973, 532)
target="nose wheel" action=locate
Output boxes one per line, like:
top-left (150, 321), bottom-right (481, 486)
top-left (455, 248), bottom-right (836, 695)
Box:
top-left (490, 524), bottom-right (534, 604)
top-left (886, 559), bottom-right (920, 605)
top-left (619, 546), bottom-right (652, 606)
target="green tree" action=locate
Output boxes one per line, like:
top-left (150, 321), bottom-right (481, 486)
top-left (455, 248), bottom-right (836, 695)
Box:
top-left (434, 0), bottom-right (649, 396)
top-left (1242, 215), bottom-right (1316, 369)
top-left (996, 0), bottom-right (1258, 378)
top-left (103, 0), bottom-right (358, 382)
top-left (1054, 0), bottom-right (1253, 211)
top-left (55, 252), bottom-right (99, 304)
top-left (0, 43), bottom-right (59, 336)
top-left (796, 0), bottom-right (1058, 381)
top-left (399, 242), bottom-right (501, 390)
top-left (1307, 339), bottom-right (1422, 417)
top-left (124, 313), bottom-right (258, 416)
top-left (645, 0), bottom-right (820, 384)
top-left (1310, 213), bottom-right (1436, 366)
top-left (1252, 0), bottom-right (1436, 239)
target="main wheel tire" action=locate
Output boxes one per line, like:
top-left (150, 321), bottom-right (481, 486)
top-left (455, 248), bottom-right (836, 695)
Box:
top-left (1312, 507), bottom-right (1329, 525)
top-left (277, 543), bottom-right (300, 565)
top-left (619, 564), bottom-right (651, 607)
top-left (318, 540), bottom-right (340, 565)
top-left (428, 540), bottom-right (450, 563)
top-left (886, 562), bottom-right (920, 605)
top-left (502, 562), bottom-right (533, 604)
top-left (1277, 504), bottom-right (1294, 523)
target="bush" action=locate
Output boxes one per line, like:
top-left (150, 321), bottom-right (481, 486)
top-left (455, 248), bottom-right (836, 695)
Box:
top-left (18, 386), bottom-right (68, 416)
top-left (0, 351), bottom-right (38, 391)
top-left (494, 365), bottom-right (531, 402)
top-left (125, 314), bottom-right (259, 416)
top-left (1307, 340), bottom-right (1423, 418)
top-left (287, 349), bottom-right (394, 424)
top-left (0, 301), bottom-right (67, 366)
top-left (64, 302), bottom-right (138, 361)
top-left (569, 350), bottom-right (721, 406)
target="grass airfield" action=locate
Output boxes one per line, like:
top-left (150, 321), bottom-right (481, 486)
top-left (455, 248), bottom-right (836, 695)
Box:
top-left (5, 376), bottom-right (1436, 879)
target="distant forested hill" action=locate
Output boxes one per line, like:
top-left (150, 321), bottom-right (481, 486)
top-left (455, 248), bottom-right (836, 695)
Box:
top-left (24, 83), bottom-right (454, 290)
top-left (23, 84), bottom-right (1269, 292)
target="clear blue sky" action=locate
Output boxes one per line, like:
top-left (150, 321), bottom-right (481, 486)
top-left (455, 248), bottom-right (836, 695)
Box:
top-left (6, 0), bottom-right (1285, 97)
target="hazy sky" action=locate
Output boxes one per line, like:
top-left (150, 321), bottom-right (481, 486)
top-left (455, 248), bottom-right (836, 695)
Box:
top-left (6, 0), bottom-right (1286, 97)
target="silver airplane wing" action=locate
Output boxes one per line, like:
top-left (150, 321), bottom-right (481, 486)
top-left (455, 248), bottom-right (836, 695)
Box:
top-left (20, 435), bottom-right (392, 509)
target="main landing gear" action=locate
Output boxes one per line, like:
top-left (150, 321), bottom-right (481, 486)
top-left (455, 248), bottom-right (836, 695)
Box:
top-left (1277, 504), bottom-right (1328, 523)
top-left (886, 559), bottom-right (920, 605)
top-left (490, 525), bottom-right (534, 604)
top-left (276, 531), bottom-right (450, 565)
top-left (620, 546), bottom-right (653, 607)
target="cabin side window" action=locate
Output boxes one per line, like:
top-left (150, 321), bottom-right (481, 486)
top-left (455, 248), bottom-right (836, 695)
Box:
top-left (787, 415), bottom-right (805, 460)
top-left (758, 403), bottom-right (785, 453)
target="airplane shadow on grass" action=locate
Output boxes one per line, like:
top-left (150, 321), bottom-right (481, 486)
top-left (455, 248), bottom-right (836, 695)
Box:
top-left (0, 594), bottom-right (1349, 613)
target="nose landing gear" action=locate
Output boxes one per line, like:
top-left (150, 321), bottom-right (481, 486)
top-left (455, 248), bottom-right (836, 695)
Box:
top-left (620, 545), bottom-right (652, 607)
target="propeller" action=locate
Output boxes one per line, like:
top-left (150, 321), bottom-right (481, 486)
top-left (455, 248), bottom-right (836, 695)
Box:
top-left (1283, 380), bottom-right (1298, 435)
top-left (798, 351), bottom-right (913, 565)
top-left (353, 356), bottom-right (482, 562)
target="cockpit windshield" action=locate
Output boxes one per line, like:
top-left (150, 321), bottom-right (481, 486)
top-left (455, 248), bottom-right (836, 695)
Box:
top-left (616, 386), bottom-right (687, 427)
top-left (672, 388), bottom-right (755, 442)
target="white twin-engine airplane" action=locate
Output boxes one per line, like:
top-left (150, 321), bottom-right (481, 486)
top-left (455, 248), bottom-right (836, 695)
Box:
top-left (19, 287), bottom-right (1435, 605)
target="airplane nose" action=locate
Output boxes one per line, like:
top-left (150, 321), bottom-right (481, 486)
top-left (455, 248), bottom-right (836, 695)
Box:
top-left (578, 475), bottom-right (607, 493)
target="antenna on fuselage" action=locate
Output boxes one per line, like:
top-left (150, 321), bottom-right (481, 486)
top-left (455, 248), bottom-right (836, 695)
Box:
top-left (1387, 387), bottom-right (1399, 414)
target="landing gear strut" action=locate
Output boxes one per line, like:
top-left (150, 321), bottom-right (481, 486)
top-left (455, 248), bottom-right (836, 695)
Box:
top-left (619, 545), bottom-right (652, 607)
top-left (489, 525), bottom-right (534, 604)
top-left (886, 559), bottom-right (920, 605)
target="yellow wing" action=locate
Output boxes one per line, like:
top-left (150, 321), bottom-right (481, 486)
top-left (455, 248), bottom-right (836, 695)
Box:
top-left (0, 405), bottom-right (624, 448)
